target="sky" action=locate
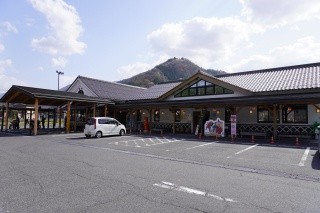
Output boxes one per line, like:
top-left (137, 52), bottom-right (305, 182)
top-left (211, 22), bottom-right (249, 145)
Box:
top-left (1, 0), bottom-right (320, 93)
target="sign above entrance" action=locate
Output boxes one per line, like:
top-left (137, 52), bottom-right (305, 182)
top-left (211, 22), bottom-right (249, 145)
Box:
top-left (204, 118), bottom-right (225, 137)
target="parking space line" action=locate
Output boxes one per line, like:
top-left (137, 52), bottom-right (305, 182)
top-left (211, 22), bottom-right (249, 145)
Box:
top-left (235, 144), bottom-right (258, 155)
top-left (154, 181), bottom-right (237, 203)
top-left (298, 147), bottom-right (310, 167)
top-left (186, 142), bottom-right (214, 150)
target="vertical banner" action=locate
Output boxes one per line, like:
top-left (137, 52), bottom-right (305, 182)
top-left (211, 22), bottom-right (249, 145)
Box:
top-left (230, 115), bottom-right (237, 136)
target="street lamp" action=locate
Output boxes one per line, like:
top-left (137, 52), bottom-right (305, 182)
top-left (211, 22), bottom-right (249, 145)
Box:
top-left (56, 70), bottom-right (64, 90)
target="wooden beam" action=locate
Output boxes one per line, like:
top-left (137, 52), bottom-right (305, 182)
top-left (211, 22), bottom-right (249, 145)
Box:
top-left (172, 108), bottom-right (176, 134)
top-left (1, 106), bottom-right (4, 132)
top-left (66, 101), bottom-right (71, 133)
top-left (34, 98), bottom-right (39, 135)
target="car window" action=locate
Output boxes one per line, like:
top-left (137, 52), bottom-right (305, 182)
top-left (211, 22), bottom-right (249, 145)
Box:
top-left (98, 119), bottom-right (108, 124)
top-left (86, 118), bottom-right (95, 125)
top-left (109, 120), bottom-right (118, 125)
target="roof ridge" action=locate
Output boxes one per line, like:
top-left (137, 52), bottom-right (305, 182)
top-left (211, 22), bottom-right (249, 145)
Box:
top-left (78, 75), bottom-right (146, 90)
top-left (216, 62), bottom-right (320, 78)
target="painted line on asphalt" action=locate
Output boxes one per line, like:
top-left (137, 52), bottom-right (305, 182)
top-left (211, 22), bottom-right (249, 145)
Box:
top-left (186, 142), bottom-right (214, 150)
top-left (154, 181), bottom-right (237, 203)
top-left (298, 147), bottom-right (310, 167)
top-left (235, 144), bottom-right (258, 155)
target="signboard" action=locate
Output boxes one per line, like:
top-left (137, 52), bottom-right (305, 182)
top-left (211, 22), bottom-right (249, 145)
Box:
top-left (230, 114), bottom-right (237, 136)
top-left (204, 118), bottom-right (225, 137)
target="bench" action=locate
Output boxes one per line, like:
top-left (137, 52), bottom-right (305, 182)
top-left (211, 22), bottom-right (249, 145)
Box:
top-left (241, 131), bottom-right (267, 138)
top-left (150, 128), bottom-right (164, 136)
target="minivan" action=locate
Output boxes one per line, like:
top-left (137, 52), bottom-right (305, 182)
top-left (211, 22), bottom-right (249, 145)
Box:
top-left (84, 117), bottom-right (126, 138)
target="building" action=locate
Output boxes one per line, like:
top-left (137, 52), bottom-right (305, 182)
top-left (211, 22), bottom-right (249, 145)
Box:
top-left (65, 62), bottom-right (320, 139)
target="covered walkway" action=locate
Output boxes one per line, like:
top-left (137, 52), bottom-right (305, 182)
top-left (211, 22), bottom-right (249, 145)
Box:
top-left (0, 85), bottom-right (113, 135)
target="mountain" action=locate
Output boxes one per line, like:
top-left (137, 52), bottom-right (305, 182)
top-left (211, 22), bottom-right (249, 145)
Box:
top-left (118, 57), bottom-right (227, 88)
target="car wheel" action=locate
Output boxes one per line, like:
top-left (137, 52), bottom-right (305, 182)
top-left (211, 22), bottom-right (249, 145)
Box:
top-left (85, 134), bottom-right (91, 138)
top-left (96, 131), bottom-right (102, 138)
top-left (119, 129), bottom-right (125, 136)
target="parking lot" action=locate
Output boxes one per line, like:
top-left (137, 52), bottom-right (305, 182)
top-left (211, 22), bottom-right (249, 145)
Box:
top-left (51, 133), bottom-right (320, 181)
top-left (0, 132), bottom-right (319, 212)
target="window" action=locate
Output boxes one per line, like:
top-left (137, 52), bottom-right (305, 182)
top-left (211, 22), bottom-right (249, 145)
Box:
top-left (78, 88), bottom-right (84, 94)
top-left (175, 109), bottom-right (181, 122)
top-left (154, 109), bottom-right (160, 122)
top-left (174, 79), bottom-right (234, 97)
top-left (282, 105), bottom-right (308, 123)
top-left (257, 106), bottom-right (280, 123)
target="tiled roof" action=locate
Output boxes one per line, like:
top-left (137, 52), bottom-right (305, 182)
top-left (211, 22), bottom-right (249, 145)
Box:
top-left (217, 62), bottom-right (320, 92)
top-left (78, 76), bottom-right (146, 101)
top-left (129, 82), bottom-right (181, 100)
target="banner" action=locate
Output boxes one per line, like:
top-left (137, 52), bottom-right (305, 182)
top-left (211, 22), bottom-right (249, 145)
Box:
top-left (204, 118), bottom-right (225, 137)
top-left (230, 114), bottom-right (237, 136)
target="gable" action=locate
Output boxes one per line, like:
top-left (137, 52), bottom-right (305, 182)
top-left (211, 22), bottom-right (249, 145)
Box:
top-left (67, 77), bottom-right (98, 97)
top-left (159, 71), bottom-right (252, 101)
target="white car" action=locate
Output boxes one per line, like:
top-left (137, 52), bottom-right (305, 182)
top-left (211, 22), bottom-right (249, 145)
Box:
top-left (84, 117), bottom-right (126, 138)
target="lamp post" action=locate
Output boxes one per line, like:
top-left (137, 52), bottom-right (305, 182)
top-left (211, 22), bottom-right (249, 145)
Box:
top-left (56, 70), bottom-right (64, 90)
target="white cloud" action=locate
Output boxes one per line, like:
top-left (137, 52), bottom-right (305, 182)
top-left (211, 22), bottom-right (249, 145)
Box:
top-left (30, 0), bottom-right (86, 56)
top-left (147, 16), bottom-right (263, 68)
top-left (0, 75), bottom-right (26, 93)
top-left (0, 59), bottom-right (12, 74)
top-left (224, 36), bottom-right (320, 72)
top-left (52, 56), bottom-right (67, 67)
top-left (240, 0), bottom-right (320, 27)
top-left (0, 43), bottom-right (4, 54)
top-left (0, 21), bottom-right (18, 34)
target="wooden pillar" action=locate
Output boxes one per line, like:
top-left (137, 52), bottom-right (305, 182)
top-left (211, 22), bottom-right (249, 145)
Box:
top-left (66, 101), bottom-right (71, 133)
top-left (104, 104), bottom-right (108, 117)
top-left (85, 107), bottom-right (88, 119)
top-left (149, 109), bottom-right (153, 131)
top-left (58, 107), bottom-right (62, 129)
top-left (172, 108), bottom-right (176, 134)
top-left (34, 98), bottom-right (39, 135)
top-left (93, 103), bottom-right (96, 117)
top-left (73, 104), bottom-right (77, 131)
top-left (1, 105), bottom-right (4, 131)
top-left (5, 102), bottom-right (9, 131)
top-left (53, 109), bottom-right (56, 129)
top-left (272, 104), bottom-right (278, 139)
top-left (24, 110), bottom-right (27, 129)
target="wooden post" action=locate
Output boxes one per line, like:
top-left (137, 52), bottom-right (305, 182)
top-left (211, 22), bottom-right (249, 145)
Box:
top-left (5, 102), bottom-right (9, 131)
top-left (1, 105), bottom-right (5, 131)
top-left (34, 98), bottom-right (39, 135)
top-left (93, 103), bottom-right (96, 117)
top-left (58, 107), bottom-right (62, 129)
top-left (104, 104), bottom-right (108, 117)
top-left (85, 107), bottom-right (88, 119)
top-left (149, 109), bottom-right (153, 132)
top-left (24, 110), bottom-right (27, 129)
top-left (172, 108), bottom-right (176, 134)
top-left (66, 101), bottom-right (71, 133)
top-left (73, 103), bottom-right (77, 131)
top-left (272, 104), bottom-right (277, 139)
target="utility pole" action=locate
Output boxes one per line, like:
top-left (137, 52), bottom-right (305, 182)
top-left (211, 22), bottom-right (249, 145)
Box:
top-left (56, 70), bottom-right (64, 90)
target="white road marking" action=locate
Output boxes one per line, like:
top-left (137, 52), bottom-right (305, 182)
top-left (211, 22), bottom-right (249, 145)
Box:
top-left (298, 147), bottom-right (310, 167)
top-left (235, 144), bottom-right (258, 155)
top-left (186, 143), bottom-right (214, 150)
top-left (134, 140), bottom-right (141, 147)
top-left (154, 181), bottom-right (237, 203)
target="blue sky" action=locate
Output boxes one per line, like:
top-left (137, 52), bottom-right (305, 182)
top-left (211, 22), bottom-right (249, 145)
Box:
top-left (1, 0), bottom-right (320, 93)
